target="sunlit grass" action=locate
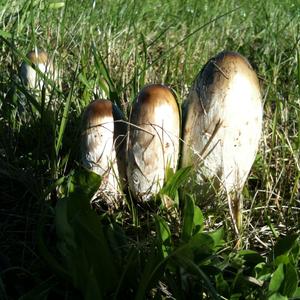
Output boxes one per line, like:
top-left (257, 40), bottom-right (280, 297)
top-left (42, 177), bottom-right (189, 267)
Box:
top-left (0, 0), bottom-right (299, 298)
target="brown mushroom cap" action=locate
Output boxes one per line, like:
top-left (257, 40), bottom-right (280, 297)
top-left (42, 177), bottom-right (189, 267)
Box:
top-left (26, 50), bottom-right (49, 65)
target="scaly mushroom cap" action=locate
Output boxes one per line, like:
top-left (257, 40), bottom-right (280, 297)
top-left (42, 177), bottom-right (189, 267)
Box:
top-left (81, 99), bottom-right (126, 206)
top-left (19, 50), bottom-right (57, 90)
top-left (181, 51), bottom-right (263, 230)
top-left (127, 84), bottom-right (180, 200)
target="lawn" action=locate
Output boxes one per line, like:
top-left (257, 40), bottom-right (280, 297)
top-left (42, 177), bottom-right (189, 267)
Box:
top-left (0, 0), bottom-right (299, 299)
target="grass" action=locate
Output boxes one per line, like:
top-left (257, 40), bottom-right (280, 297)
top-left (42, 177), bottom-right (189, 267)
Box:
top-left (0, 0), bottom-right (299, 299)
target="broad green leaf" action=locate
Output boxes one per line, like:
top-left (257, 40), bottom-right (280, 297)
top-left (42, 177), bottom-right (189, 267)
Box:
top-left (104, 221), bottom-right (128, 262)
top-left (155, 216), bottom-right (172, 258)
top-left (55, 194), bottom-right (88, 291)
top-left (160, 166), bottom-right (192, 199)
top-left (290, 241), bottom-right (300, 264)
top-left (268, 292), bottom-right (288, 300)
top-left (274, 254), bottom-right (290, 266)
top-left (293, 287), bottom-right (300, 297)
top-left (181, 194), bottom-right (194, 242)
top-left (37, 197), bottom-right (71, 282)
top-left (281, 263), bottom-right (298, 297)
top-left (189, 233), bottom-right (215, 253)
top-left (209, 227), bottom-right (224, 248)
top-left (55, 169), bottom-right (120, 297)
top-left (230, 293), bottom-right (242, 300)
top-left (55, 196), bottom-right (76, 250)
top-left (238, 250), bottom-right (265, 266)
top-left (273, 234), bottom-right (298, 258)
top-left (193, 205), bottom-right (204, 234)
top-left (65, 168), bottom-right (101, 199)
top-left (70, 204), bottom-right (119, 294)
top-left (255, 262), bottom-right (272, 281)
top-left (176, 233), bottom-right (215, 262)
top-left (269, 264), bottom-right (285, 293)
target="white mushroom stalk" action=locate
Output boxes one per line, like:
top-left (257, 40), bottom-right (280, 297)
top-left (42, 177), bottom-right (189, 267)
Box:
top-left (181, 51), bottom-right (263, 233)
top-left (81, 99), bottom-right (126, 208)
top-left (127, 84), bottom-right (180, 201)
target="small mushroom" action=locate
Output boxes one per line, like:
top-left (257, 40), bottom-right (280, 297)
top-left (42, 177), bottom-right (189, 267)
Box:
top-left (81, 99), bottom-right (126, 208)
top-left (19, 50), bottom-right (58, 92)
top-left (127, 84), bottom-right (180, 200)
top-left (181, 51), bottom-right (263, 233)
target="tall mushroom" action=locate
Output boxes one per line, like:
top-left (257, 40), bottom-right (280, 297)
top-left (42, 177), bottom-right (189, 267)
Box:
top-left (81, 99), bottom-right (126, 208)
top-left (127, 84), bottom-right (180, 200)
top-left (181, 51), bottom-right (263, 234)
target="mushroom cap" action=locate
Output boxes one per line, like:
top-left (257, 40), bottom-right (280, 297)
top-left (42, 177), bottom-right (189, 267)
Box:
top-left (181, 51), bottom-right (263, 194)
top-left (26, 50), bottom-right (49, 65)
top-left (127, 84), bottom-right (180, 200)
top-left (81, 99), bottom-right (126, 204)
